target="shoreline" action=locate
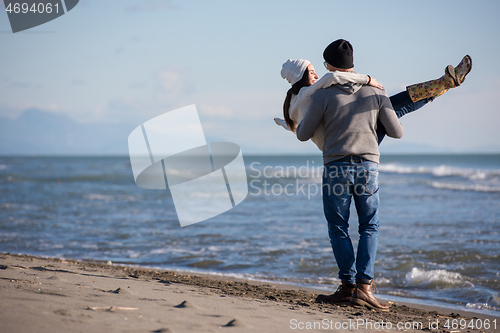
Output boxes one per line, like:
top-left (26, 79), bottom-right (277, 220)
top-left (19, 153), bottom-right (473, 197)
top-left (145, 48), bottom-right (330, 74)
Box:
top-left (149, 267), bottom-right (500, 319)
top-left (12, 252), bottom-right (498, 319)
top-left (129, 266), bottom-right (500, 319)
top-left (1, 253), bottom-right (498, 332)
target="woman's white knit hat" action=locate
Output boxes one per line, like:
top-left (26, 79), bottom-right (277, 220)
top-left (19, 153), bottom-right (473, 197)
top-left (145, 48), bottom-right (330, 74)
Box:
top-left (281, 59), bottom-right (310, 85)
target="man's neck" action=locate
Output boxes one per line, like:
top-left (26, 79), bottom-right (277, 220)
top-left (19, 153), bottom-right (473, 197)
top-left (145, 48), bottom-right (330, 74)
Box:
top-left (335, 68), bottom-right (354, 72)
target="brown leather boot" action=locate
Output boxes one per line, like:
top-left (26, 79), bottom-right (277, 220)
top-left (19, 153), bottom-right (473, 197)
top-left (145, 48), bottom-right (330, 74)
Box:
top-left (316, 281), bottom-right (355, 304)
top-left (350, 281), bottom-right (389, 311)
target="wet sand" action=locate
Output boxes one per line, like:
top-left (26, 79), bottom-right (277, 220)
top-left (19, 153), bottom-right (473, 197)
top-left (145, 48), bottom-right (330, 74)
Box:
top-left (0, 253), bottom-right (497, 332)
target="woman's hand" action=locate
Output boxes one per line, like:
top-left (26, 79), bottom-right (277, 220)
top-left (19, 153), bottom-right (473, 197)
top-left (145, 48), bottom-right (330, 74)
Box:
top-left (369, 77), bottom-right (384, 90)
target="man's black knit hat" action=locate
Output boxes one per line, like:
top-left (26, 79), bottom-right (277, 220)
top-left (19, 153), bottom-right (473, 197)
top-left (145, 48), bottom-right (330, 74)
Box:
top-left (323, 39), bottom-right (354, 69)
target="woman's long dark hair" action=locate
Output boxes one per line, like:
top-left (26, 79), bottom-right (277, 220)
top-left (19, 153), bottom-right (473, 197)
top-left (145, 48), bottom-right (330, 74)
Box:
top-left (283, 69), bottom-right (311, 131)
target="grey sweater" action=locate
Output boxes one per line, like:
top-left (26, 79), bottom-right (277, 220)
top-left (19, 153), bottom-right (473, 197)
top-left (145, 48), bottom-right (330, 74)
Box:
top-left (296, 82), bottom-right (403, 164)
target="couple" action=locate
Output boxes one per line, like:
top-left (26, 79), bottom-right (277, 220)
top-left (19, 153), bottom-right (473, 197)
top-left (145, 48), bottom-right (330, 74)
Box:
top-left (277, 39), bottom-right (472, 311)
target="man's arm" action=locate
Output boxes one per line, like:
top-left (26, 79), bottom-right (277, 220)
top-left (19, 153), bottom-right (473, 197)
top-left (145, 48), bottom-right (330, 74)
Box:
top-left (296, 94), bottom-right (324, 141)
top-left (378, 93), bottom-right (404, 139)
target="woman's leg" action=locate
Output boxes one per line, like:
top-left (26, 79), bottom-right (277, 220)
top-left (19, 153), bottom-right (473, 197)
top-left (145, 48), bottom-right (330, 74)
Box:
top-left (376, 91), bottom-right (431, 145)
top-left (377, 55), bottom-right (472, 145)
top-left (390, 91), bottom-right (430, 118)
top-left (407, 56), bottom-right (472, 102)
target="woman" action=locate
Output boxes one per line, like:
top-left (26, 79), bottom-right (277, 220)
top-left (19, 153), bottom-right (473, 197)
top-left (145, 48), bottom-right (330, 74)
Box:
top-left (275, 55), bottom-right (472, 149)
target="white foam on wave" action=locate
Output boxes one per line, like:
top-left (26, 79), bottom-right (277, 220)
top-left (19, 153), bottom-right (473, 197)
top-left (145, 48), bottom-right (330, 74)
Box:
top-left (150, 248), bottom-right (170, 255)
top-left (247, 163), bottom-right (323, 179)
top-left (119, 195), bottom-right (137, 201)
top-left (316, 276), bottom-right (341, 285)
top-left (379, 163), bottom-right (500, 181)
top-left (0, 202), bottom-right (38, 210)
top-left (85, 194), bottom-right (114, 201)
top-left (405, 267), bottom-right (466, 286)
top-left (150, 246), bottom-right (224, 256)
top-left (466, 302), bottom-right (500, 311)
top-left (374, 277), bottom-right (391, 285)
top-left (380, 163), bottom-right (500, 193)
top-left (431, 181), bottom-right (500, 193)
top-left (126, 250), bottom-right (142, 258)
top-left (379, 164), bottom-right (422, 174)
top-left (0, 164), bottom-right (7, 170)
top-left (81, 243), bottom-right (99, 250)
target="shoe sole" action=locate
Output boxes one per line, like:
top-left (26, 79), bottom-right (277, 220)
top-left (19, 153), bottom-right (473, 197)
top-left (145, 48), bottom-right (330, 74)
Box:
top-left (459, 55), bottom-right (473, 83)
top-left (446, 64), bottom-right (460, 87)
top-left (350, 298), bottom-right (390, 312)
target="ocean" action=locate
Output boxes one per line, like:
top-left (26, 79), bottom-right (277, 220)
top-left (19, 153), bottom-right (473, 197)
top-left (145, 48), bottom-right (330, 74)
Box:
top-left (0, 154), bottom-right (499, 316)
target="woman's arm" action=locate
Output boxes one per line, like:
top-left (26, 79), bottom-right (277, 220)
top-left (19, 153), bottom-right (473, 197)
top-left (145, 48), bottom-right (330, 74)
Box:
top-left (296, 72), bottom-right (371, 102)
top-left (286, 72), bottom-right (383, 141)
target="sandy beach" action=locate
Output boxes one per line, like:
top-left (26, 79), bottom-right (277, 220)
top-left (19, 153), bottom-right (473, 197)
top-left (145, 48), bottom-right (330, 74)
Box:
top-left (0, 253), bottom-right (497, 333)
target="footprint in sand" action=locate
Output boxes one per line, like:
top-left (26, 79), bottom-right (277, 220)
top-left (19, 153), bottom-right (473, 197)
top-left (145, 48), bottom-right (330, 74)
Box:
top-left (109, 287), bottom-right (130, 294)
top-left (173, 300), bottom-right (199, 309)
top-left (151, 328), bottom-right (173, 333)
top-left (221, 318), bottom-right (249, 328)
top-left (54, 309), bottom-right (72, 316)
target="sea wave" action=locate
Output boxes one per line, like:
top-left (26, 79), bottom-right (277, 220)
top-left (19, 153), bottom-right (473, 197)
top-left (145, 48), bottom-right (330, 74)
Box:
top-left (430, 181), bottom-right (500, 193)
top-left (379, 163), bottom-right (500, 181)
top-left (249, 162), bottom-right (500, 183)
top-left (247, 162), bottom-right (323, 180)
top-left (85, 194), bottom-right (114, 201)
top-left (405, 267), bottom-right (474, 288)
top-left (0, 202), bottom-right (39, 210)
top-left (466, 302), bottom-right (500, 311)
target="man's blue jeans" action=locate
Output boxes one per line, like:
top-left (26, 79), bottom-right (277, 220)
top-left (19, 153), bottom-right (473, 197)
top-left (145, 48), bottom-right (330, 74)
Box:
top-left (322, 159), bottom-right (380, 284)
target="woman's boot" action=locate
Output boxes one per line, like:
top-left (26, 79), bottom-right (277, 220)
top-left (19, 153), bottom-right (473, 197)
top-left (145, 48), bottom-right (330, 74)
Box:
top-left (406, 65), bottom-right (458, 103)
top-left (406, 55), bottom-right (473, 103)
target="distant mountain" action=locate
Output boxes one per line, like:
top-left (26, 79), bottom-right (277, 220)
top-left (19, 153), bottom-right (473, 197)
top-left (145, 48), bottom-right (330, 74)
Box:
top-left (0, 109), bottom-right (135, 155)
top-left (465, 144), bottom-right (500, 153)
top-left (1, 109), bottom-right (499, 156)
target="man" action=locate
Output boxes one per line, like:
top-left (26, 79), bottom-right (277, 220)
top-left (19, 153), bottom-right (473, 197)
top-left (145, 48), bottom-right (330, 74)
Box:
top-left (296, 39), bottom-right (403, 311)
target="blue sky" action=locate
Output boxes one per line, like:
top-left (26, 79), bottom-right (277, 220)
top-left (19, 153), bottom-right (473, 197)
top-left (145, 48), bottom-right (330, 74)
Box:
top-left (1, 0), bottom-right (499, 154)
